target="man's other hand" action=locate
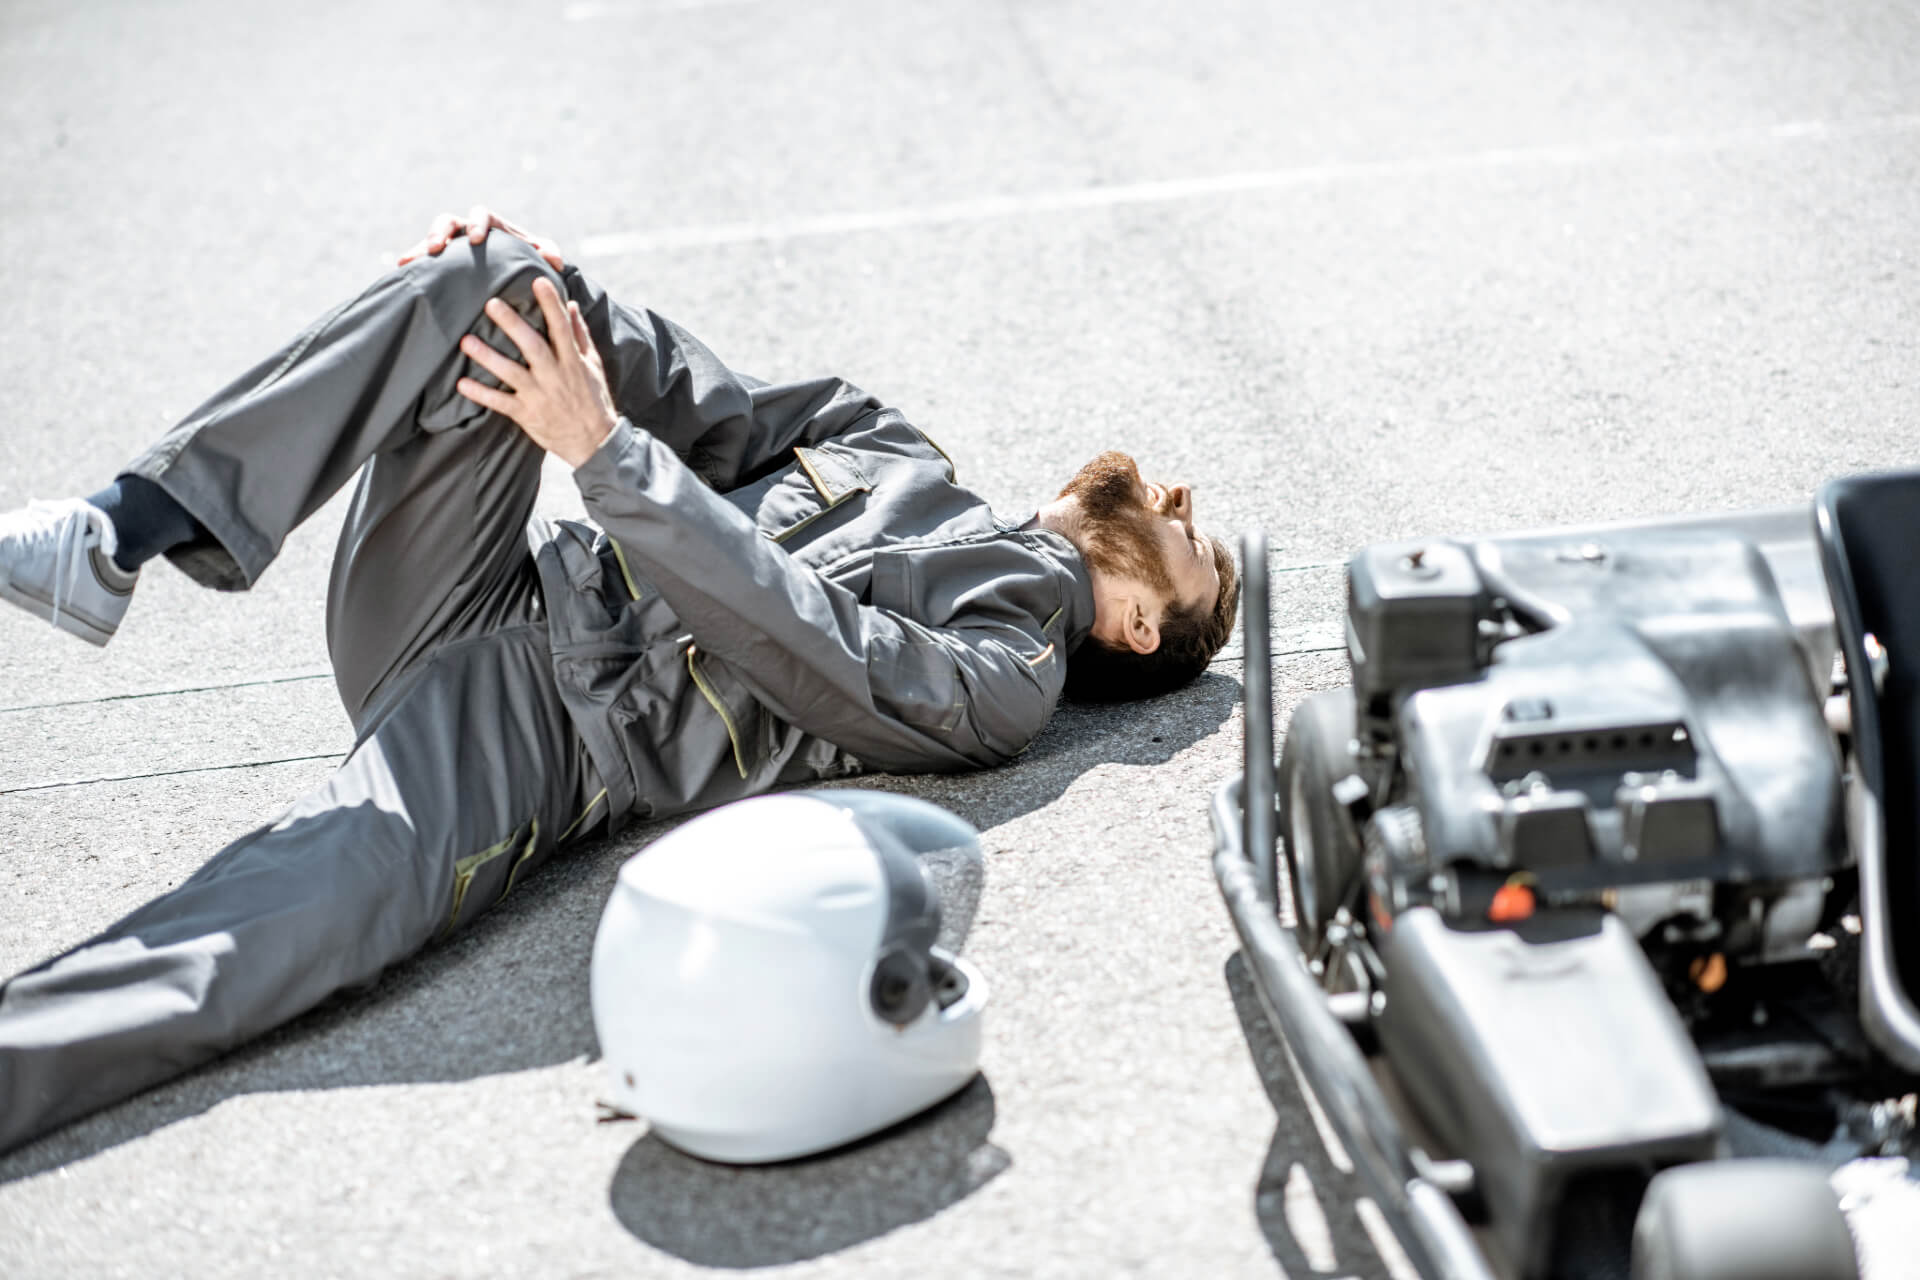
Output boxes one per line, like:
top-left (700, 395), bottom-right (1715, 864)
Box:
top-left (456, 278), bottom-right (617, 469)
top-left (398, 206), bottom-right (566, 271)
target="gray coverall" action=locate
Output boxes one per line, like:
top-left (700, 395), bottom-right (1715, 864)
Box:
top-left (0, 235), bottom-right (1095, 1154)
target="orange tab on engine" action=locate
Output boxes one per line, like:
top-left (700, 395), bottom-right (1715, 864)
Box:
top-left (1489, 882), bottom-right (1536, 923)
top-left (1688, 952), bottom-right (1728, 994)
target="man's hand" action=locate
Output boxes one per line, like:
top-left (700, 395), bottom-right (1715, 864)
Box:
top-left (398, 205), bottom-right (566, 271)
top-left (456, 278), bottom-right (617, 468)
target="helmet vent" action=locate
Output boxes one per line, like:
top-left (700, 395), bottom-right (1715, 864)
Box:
top-left (932, 953), bottom-right (971, 1010)
top-left (869, 947), bottom-right (932, 1026)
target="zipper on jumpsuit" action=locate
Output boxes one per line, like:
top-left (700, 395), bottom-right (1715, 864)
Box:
top-left (608, 536), bottom-right (751, 783)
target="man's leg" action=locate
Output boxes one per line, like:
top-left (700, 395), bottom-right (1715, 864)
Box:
top-left (320, 371), bottom-right (550, 723)
top-left (0, 238), bottom-right (615, 1154)
top-left (0, 236), bottom-right (568, 667)
top-left (0, 623), bottom-right (595, 1155)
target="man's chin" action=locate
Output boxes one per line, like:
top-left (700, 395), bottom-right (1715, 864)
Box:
top-left (1062, 469), bottom-right (1174, 595)
top-left (1058, 451), bottom-right (1143, 518)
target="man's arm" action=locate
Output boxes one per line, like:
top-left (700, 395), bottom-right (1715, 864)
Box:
top-left (408, 208), bottom-right (880, 488)
top-left (576, 420), bottom-right (1055, 773)
top-left (566, 271), bottom-right (883, 490)
top-left (456, 276), bottom-right (1054, 772)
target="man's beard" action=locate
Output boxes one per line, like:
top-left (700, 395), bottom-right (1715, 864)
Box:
top-left (1058, 452), bottom-right (1173, 594)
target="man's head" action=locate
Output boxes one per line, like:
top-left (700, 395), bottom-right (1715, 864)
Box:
top-left (1045, 452), bottom-right (1240, 703)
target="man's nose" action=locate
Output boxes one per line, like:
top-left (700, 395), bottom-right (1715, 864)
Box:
top-left (1168, 484), bottom-right (1193, 523)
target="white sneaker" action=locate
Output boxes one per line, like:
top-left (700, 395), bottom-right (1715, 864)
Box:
top-left (0, 499), bottom-right (139, 646)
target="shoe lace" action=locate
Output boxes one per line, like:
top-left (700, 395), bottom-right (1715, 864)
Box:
top-left (19, 500), bottom-right (95, 631)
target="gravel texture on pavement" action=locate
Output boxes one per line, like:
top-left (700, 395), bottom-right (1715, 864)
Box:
top-left (3, 1), bottom-right (1918, 1276)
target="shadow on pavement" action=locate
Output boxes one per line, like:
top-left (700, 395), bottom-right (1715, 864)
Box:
top-left (607, 1074), bottom-right (1008, 1267)
top-left (846, 667), bottom-right (1240, 833)
top-left (0, 675), bottom-right (1228, 1185)
top-left (1224, 950), bottom-right (1392, 1280)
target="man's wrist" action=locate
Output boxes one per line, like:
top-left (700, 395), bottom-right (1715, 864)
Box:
top-left (569, 415), bottom-right (630, 473)
top-left (562, 413), bottom-right (620, 469)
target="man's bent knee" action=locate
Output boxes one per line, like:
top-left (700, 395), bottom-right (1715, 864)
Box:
top-left (402, 235), bottom-right (565, 334)
top-left (410, 238), bottom-right (568, 436)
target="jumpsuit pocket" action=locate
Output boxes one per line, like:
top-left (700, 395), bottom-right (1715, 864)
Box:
top-left (760, 444), bottom-right (872, 545)
top-left (866, 632), bottom-right (966, 735)
top-left (440, 820), bottom-right (540, 939)
top-left (687, 646), bottom-right (769, 781)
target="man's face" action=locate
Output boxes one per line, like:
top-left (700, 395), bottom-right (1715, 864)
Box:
top-left (1058, 452), bottom-right (1221, 617)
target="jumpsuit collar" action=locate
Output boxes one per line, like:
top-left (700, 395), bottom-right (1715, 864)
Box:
top-left (1008, 517), bottom-right (1096, 655)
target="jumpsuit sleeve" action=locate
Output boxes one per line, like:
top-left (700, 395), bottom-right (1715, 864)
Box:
top-left (572, 420), bottom-right (1055, 774)
top-left (563, 267), bottom-right (882, 491)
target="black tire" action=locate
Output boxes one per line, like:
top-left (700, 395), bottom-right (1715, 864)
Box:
top-left (1275, 689), bottom-right (1365, 948)
top-left (1631, 1160), bottom-right (1859, 1280)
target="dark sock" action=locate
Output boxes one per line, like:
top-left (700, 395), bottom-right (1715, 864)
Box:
top-left (85, 476), bottom-right (207, 573)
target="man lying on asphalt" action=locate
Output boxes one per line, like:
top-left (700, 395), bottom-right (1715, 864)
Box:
top-left (0, 210), bottom-right (1239, 1155)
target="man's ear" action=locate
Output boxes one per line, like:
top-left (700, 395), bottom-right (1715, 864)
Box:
top-left (1122, 598), bottom-right (1161, 655)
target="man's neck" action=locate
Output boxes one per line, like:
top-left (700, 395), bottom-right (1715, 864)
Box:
top-left (1028, 498), bottom-right (1086, 552)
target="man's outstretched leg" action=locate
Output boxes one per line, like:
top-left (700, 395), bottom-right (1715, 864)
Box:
top-left (0, 620), bottom-right (600, 1155)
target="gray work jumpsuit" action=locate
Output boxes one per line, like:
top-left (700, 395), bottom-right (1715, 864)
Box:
top-left (0, 235), bottom-right (1095, 1155)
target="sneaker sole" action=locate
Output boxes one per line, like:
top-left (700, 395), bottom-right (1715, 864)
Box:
top-left (0, 576), bottom-right (118, 647)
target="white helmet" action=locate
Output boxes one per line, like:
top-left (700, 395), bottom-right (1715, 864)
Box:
top-left (590, 790), bottom-right (989, 1164)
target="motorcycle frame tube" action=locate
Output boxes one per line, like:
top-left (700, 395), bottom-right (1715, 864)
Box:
top-left (1213, 782), bottom-right (1495, 1280)
top-left (1222, 525), bottom-right (1494, 1280)
top-left (1846, 781), bottom-right (1920, 1071)
top-left (1241, 531), bottom-right (1279, 908)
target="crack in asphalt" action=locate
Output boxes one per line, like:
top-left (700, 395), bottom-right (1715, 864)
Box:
top-left (0, 753), bottom-right (344, 796)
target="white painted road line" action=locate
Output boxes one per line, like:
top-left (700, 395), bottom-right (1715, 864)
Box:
top-left (562, 0), bottom-right (763, 21)
top-left (581, 114), bottom-right (1920, 257)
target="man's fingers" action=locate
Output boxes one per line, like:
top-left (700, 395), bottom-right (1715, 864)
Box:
top-left (501, 217), bottom-right (565, 268)
top-left (418, 207), bottom-right (566, 268)
top-left (484, 296), bottom-right (553, 369)
top-left (529, 279), bottom-right (574, 360)
top-left (458, 334), bottom-right (528, 390)
top-left (455, 375), bottom-right (520, 422)
top-left (569, 300), bottom-right (607, 373)
top-left (413, 213), bottom-right (462, 260)
top-left (568, 300), bottom-right (595, 360)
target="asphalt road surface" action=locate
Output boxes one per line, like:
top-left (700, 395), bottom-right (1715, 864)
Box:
top-left (2, 1), bottom-right (1918, 1276)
